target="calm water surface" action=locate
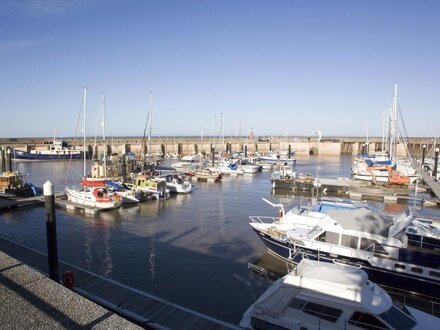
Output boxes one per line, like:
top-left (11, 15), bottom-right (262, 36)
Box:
top-left (1, 155), bottom-right (439, 324)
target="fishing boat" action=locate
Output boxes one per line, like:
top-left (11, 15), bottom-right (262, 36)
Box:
top-left (13, 139), bottom-right (83, 161)
top-left (240, 259), bottom-right (440, 329)
top-left (0, 171), bottom-right (40, 197)
top-left (271, 172), bottom-right (314, 190)
top-left (249, 198), bottom-right (440, 299)
top-left (127, 174), bottom-right (170, 199)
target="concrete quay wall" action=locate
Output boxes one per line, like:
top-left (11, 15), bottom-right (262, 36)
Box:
top-left (0, 136), bottom-right (435, 157)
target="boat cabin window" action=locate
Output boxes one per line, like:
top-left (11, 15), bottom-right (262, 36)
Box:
top-left (379, 306), bottom-right (417, 330)
top-left (429, 270), bottom-right (440, 278)
top-left (349, 311), bottom-right (390, 329)
top-left (360, 238), bottom-right (388, 255)
top-left (394, 264), bottom-right (405, 270)
top-left (289, 298), bottom-right (342, 323)
top-left (317, 231), bottom-right (339, 245)
top-left (289, 297), bottom-right (307, 310)
top-left (341, 234), bottom-right (359, 249)
top-left (410, 267), bottom-right (423, 274)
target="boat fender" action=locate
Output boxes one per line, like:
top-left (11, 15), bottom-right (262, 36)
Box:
top-left (278, 209), bottom-right (283, 218)
top-left (63, 271), bottom-right (75, 289)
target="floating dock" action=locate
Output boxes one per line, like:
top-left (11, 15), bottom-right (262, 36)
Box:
top-left (0, 236), bottom-right (240, 330)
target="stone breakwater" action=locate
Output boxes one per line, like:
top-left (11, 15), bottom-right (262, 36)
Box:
top-left (0, 136), bottom-right (434, 157)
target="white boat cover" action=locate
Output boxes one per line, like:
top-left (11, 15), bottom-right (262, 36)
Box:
top-left (327, 207), bottom-right (392, 236)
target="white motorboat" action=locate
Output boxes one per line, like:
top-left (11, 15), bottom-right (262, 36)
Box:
top-left (259, 153), bottom-right (296, 165)
top-left (163, 174), bottom-right (192, 194)
top-left (239, 159), bottom-right (262, 173)
top-left (240, 259), bottom-right (440, 329)
top-left (249, 198), bottom-right (440, 299)
top-left (170, 155), bottom-right (200, 171)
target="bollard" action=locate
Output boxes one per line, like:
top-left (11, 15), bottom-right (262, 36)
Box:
top-left (121, 150), bottom-right (126, 183)
top-left (161, 144), bottom-right (166, 157)
top-left (244, 145), bottom-right (248, 158)
top-left (288, 145), bottom-right (291, 159)
top-left (44, 181), bottom-right (59, 282)
top-left (422, 144), bottom-right (426, 165)
top-left (1, 147), bottom-right (5, 172)
top-left (434, 147), bottom-right (439, 181)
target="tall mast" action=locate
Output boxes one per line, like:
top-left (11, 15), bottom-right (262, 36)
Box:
top-left (390, 82), bottom-right (398, 162)
top-left (148, 90), bottom-right (153, 156)
top-left (83, 86), bottom-right (87, 177)
top-left (101, 93), bottom-right (106, 177)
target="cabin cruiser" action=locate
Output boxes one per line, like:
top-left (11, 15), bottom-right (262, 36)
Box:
top-left (209, 160), bottom-right (244, 176)
top-left (240, 259), bottom-right (440, 329)
top-left (239, 159), bottom-right (262, 173)
top-left (249, 199), bottom-right (440, 299)
top-left (170, 155), bottom-right (200, 172)
top-left (259, 152), bottom-right (296, 165)
top-left (163, 174), bottom-right (192, 194)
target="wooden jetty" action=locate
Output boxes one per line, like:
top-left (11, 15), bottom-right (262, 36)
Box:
top-left (0, 235), bottom-right (240, 330)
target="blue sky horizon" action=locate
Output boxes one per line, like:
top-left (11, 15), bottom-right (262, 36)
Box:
top-left (1, 0), bottom-right (439, 139)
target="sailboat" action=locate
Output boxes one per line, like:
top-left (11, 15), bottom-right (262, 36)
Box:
top-left (352, 83), bottom-right (418, 184)
top-left (65, 87), bottom-right (122, 210)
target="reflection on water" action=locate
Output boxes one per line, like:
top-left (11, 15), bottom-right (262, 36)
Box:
top-left (1, 155), bottom-right (440, 324)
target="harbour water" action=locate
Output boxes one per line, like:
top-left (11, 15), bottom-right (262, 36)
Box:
top-left (1, 154), bottom-right (439, 324)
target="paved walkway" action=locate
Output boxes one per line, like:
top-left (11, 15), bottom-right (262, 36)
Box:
top-left (0, 251), bottom-right (142, 330)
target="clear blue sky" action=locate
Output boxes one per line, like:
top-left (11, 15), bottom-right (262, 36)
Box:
top-left (1, 0), bottom-right (439, 138)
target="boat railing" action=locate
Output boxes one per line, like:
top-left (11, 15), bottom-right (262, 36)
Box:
top-left (249, 216), bottom-right (278, 224)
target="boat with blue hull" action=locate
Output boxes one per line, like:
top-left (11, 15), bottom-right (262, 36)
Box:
top-left (249, 199), bottom-right (440, 301)
top-left (14, 140), bottom-right (83, 161)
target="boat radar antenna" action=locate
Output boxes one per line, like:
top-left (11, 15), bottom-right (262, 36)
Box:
top-left (262, 198), bottom-right (285, 218)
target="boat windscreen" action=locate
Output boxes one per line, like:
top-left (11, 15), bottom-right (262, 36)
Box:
top-left (379, 306), bottom-right (417, 330)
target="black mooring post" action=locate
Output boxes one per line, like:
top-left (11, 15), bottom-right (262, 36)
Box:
top-left (7, 147), bottom-right (12, 171)
top-left (1, 147), bottom-right (5, 172)
top-left (422, 144), bottom-right (426, 165)
top-left (44, 181), bottom-right (59, 282)
top-left (288, 145), bottom-right (291, 159)
top-left (244, 144), bottom-right (248, 158)
top-left (434, 147), bottom-right (439, 181)
top-left (122, 150), bottom-right (126, 183)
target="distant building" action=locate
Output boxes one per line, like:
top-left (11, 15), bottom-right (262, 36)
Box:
top-left (249, 128), bottom-right (254, 140)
